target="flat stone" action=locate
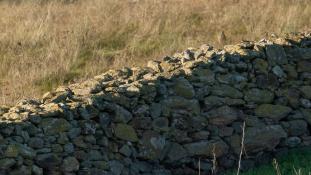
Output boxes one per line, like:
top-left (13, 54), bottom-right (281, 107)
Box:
top-left (255, 104), bottom-right (292, 120)
top-left (184, 140), bottom-right (229, 158)
top-left (161, 97), bottom-right (200, 117)
top-left (5, 144), bottom-right (36, 159)
top-left (286, 137), bottom-right (301, 147)
top-left (211, 85), bottom-right (243, 99)
top-left (287, 48), bottom-right (311, 60)
top-left (206, 106), bottom-right (238, 125)
top-left (39, 118), bottom-right (71, 135)
top-left (114, 124), bottom-right (138, 142)
top-left (244, 88), bottom-right (274, 104)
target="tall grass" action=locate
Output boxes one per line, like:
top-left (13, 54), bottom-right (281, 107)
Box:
top-left (0, 0), bottom-right (310, 105)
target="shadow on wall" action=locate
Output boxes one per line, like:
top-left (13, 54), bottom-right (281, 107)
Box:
top-left (0, 32), bottom-right (311, 175)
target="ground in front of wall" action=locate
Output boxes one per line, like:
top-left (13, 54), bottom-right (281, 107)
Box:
top-left (225, 148), bottom-right (311, 175)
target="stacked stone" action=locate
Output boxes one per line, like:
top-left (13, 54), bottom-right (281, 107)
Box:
top-left (0, 32), bottom-right (311, 175)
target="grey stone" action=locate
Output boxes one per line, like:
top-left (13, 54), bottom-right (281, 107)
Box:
top-left (150, 103), bottom-right (161, 118)
top-left (245, 125), bottom-right (287, 153)
top-left (62, 157), bottom-right (80, 172)
top-left (114, 124), bottom-right (138, 142)
top-left (301, 99), bottom-right (311, 108)
top-left (173, 77), bottom-right (195, 99)
top-left (28, 138), bottom-right (44, 149)
top-left (39, 118), bottom-right (71, 135)
top-left (152, 117), bottom-right (169, 132)
top-left (300, 86), bottom-right (311, 99)
top-left (286, 137), bottom-right (301, 147)
top-left (64, 143), bottom-right (75, 154)
top-left (5, 144), bottom-right (36, 159)
top-left (0, 158), bottom-right (15, 170)
top-left (108, 160), bottom-right (124, 175)
top-left (244, 88), bottom-right (274, 104)
top-left (266, 44), bottom-right (287, 65)
top-left (255, 104), bottom-right (292, 120)
top-left (114, 105), bottom-right (133, 123)
top-left (119, 145), bottom-right (132, 157)
top-left (272, 66), bottom-right (286, 78)
top-left (87, 150), bottom-right (103, 161)
top-left (32, 165), bottom-right (43, 175)
top-left (211, 85), bottom-right (243, 99)
top-left (161, 97), bottom-right (200, 117)
top-left (285, 120), bottom-right (308, 136)
top-left (166, 143), bottom-right (188, 161)
top-left (36, 154), bottom-right (61, 169)
top-left (184, 140), bottom-right (229, 158)
top-left (206, 106), bottom-right (238, 125)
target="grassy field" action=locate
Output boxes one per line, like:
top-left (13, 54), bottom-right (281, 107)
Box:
top-left (0, 0), bottom-right (310, 105)
top-left (226, 148), bottom-right (311, 175)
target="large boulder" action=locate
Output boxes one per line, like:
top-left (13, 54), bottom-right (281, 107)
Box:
top-left (244, 125), bottom-right (287, 153)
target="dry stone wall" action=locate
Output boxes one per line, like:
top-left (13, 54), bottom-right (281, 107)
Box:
top-left (0, 32), bottom-right (311, 175)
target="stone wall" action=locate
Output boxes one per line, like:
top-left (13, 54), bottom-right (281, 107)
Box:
top-left (0, 32), bottom-right (311, 175)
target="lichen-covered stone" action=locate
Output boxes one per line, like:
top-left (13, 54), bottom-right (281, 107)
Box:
top-left (211, 85), bottom-right (243, 99)
top-left (5, 144), bottom-right (36, 159)
top-left (173, 77), bottom-right (195, 99)
top-left (39, 118), bottom-right (71, 135)
top-left (244, 88), bottom-right (274, 104)
top-left (114, 124), bottom-right (138, 142)
top-left (255, 104), bottom-right (292, 120)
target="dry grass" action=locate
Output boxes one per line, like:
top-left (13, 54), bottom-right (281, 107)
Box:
top-left (0, 0), bottom-right (310, 105)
